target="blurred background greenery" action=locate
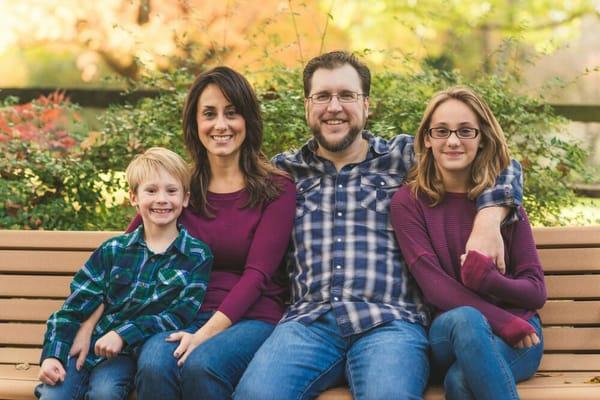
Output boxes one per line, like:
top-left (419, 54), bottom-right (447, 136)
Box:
top-left (1, 0), bottom-right (599, 229)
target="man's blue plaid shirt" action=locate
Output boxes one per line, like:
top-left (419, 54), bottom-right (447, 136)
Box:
top-left (273, 131), bottom-right (522, 336)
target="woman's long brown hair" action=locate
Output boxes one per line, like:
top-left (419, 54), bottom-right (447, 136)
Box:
top-left (182, 66), bottom-right (285, 217)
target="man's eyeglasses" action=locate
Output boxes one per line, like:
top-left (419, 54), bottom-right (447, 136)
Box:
top-left (307, 91), bottom-right (366, 104)
top-left (427, 127), bottom-right (480, 139)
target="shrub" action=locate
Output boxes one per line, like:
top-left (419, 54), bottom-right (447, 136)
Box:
top-left (0, 93), bottom-right (134, 230)
top-left (1, 68), bottom-right (587, 229)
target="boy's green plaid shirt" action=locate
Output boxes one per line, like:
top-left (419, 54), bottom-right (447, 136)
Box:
top-left (41, 225), bottom-right (213, 369)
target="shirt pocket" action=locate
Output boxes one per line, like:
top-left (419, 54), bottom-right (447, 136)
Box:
top-left (295, 176), bottom-right (321, 219)
top-left (156, 268), bottom-right (189, 297)
top-left (107, 266), bottom-right (134, 304)
top-left (359, 173), bottom-right (404, 214)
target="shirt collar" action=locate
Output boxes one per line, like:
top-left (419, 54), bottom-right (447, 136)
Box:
top-left (125, 224), bottom-right (190, 256)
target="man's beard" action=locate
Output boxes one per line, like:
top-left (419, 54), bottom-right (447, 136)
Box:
top-left (311, 124), bottom-right (362, 153)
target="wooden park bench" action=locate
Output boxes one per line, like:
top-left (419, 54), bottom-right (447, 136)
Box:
top-left (1, 227), bottom-right (600, 399)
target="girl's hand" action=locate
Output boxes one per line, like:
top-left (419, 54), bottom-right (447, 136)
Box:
top-left (515, 332), bottom-right (540, 349)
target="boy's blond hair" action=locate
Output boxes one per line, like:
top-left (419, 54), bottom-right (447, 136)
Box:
top-left (126, 147), bottom-right (191, 194)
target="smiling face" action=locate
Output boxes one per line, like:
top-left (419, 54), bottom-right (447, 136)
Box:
top-left (425, 98), bottom-right (482, 189)
top-left (196, 83), bottom-right (247, 163)
top-left (130, 167), bottom-right (189, 230)
top-left (305, 64), bottom-right (369, 155)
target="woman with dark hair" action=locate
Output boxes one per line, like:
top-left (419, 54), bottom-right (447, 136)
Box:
top-left (72, 66), bottom-right (295, 399)
top-left (135, 66), bottom-right (295, 399)
top-left (391, 86), bottom-right (546, 399)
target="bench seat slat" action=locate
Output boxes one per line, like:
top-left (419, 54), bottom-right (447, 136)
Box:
top-left (0, 250), bottom-right (89, 273)
top-left (540, 354), bottom-right (600, 371)
top-left (318, 372), bottom-right (600, 400)
top-left (539, 300), bottom-right (600, 324)
top-left (545, 275), bottom-right (600, 299)
top-left (0, 324), bottom-right (45, 346)
top-left (0, 348), bottom-right (40, 365)
top-left (0, 276), bottom-right (71, 298)
top-left (538, 248), bottom-right (600, 272)
top-left (0, 299), bottom-right (63, 322)
top-left (0, 230), bottom-right (118, 250)
top-left (543, 327), bottom-right (600, 351)
top-left (533, 226), bottom-right (600, 247)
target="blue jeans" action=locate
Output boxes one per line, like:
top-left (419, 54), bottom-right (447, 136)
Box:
top-left (429, 306), bottom-right (544, 400)
top-left (34, 355), bottom-right (135, 400)
top-left (234, 310), bottom-right (429, 400)
top-left (135, 312), bottom-right (275, 400)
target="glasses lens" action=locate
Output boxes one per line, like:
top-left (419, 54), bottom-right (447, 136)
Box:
top-left (458, 128), bottom-right (477, 138)
top-left (431, 128), bottom-right (449, 138)
top-left (338, 92), bottom-right (358, 102)
top-left (312, 93), bottom-right (331, 103)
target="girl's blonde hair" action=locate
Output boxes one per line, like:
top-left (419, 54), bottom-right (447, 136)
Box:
top-left (126, 147), bottom-right (191, 194)
top-left (408, 86), bottom-right (510, 205)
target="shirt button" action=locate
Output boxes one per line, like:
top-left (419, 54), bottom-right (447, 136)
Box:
top-left (333, 297), bottom-right (339, 301)
top-left (115, 274), bottom-right (120, 279)
top-left (336, 237), bottom-right (342, 242)
top-left (337, 212), bottom-right (343, 217)
top-left (338, 184), bottom-right (343, 188)
top-left (335, 265), bottom-right (342, 269)
top-left (379, 181), bottom-right (385, 186)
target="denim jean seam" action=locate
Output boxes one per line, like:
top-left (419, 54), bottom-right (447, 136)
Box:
top-left (298, 355), bottom-right (345, 400)
top-left (58, 367), bottom-right (88, 400)
top-left (490, 332), bottom-right (520, 400)
top-left (115, 380), bottom-right (133, 400)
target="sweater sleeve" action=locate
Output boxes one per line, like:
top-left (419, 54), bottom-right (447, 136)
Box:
top-left (216, 176), bottom-right (296, 323)
top-left (461, 208), bottom-right (546, 310)
top-left (390, 187), bottom-right (534, 345)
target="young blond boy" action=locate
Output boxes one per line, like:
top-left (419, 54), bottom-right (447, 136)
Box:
top-left (35, 147), bottom-right (212, 400)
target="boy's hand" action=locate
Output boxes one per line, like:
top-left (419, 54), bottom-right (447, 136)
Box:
top-left (94, 330), bottom-right (124, 359)
top-left (38, 358), bottom-right (66, 385)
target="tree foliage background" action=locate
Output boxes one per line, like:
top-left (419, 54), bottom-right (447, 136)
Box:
top-left (0, 0), bottom-right (598, 229)
top-left (0, 66), bottom-right (585, 229)
top-left (1, 0), bottom-right (598, 85)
